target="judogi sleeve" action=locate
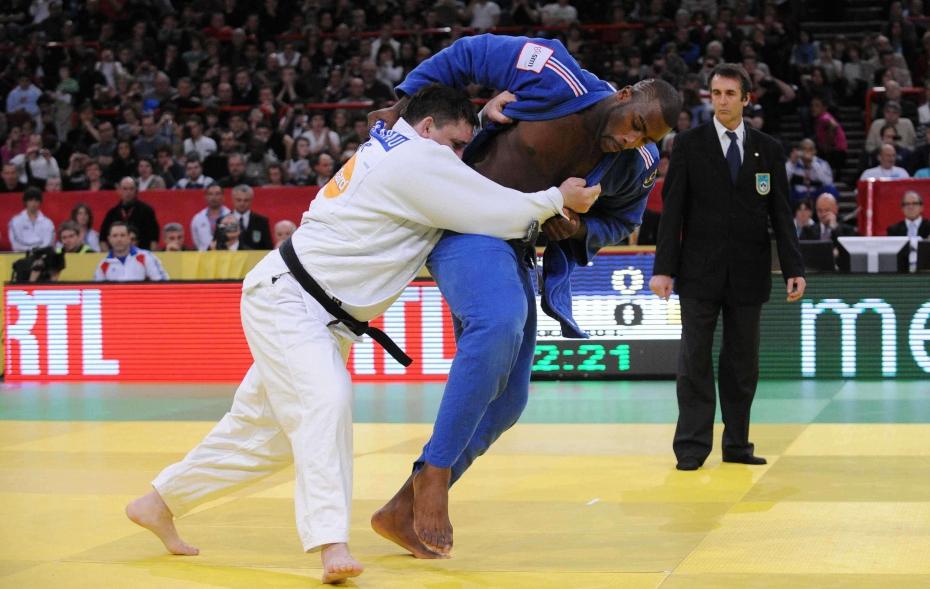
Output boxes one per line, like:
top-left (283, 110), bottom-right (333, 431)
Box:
top-left (565, 145), bottom-right (660, 265)
top-left (376, 142), bottom-right (564, 239)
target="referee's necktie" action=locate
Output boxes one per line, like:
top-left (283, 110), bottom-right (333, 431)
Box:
top-left (725, 130), bottom-right (741, 184)
top-left (727, 131), bottom-right (743, 184)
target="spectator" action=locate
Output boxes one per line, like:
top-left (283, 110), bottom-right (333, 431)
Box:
top-left (100, 177), bottom-right (160, 251)
top-left (810, 96), bottom-right (848, 172)
top-left (218, 153), bottom-right (255, 187)
top-left (156, 146), bottom-right (185, 188)
top-left (300, 113), bottom-right (341, 156)
top-left (339, 77), bottom-right (373, 105)
top-left (174, 158), bottom-right (215, 190)
top-left (57, 220), bottom-right (94, 253)
top-left (82, 160), bottom-right (110, 191)
top-left (10, 134), bottom-right (60, 188)
top-left (231, 184), bottom-right (273, 250)
top-left (107, 140), bottom-right (138, 185)
top-left (191, 182), bottom-right (232, 250)
top-left (161, 222), bottom-right (188, 251)
top-left (182, 116), bottom-right (217, 161)
top-left (88, 120), bottom-right (118, 170)
top-left (265, 162), bottom-right (287, 186)
top-left (94, 221), bottom-right (168, 282)
top-left (273, 219), bottom-right (296, 248)
top-left (540, 0), bottom-right (578, 26)
top-left (312, 153), bottom-right (335, 186)
top-left (8, 187), bottom-right (55, 252)
top-left (204, 131), bottom-right (242, 180)
top-left (71, 203), bottom-right (101, 252)
top-left (133, 115), bottom-right (170, 161)
top-left (2, 125), bottom-right (27, 164)
top-left (867, 100), bottom-right (917, 155)
top-left (793, 199), bottom-right (815, 238)
top-left (2, 163), bottom-right (27, 192)
top-left (787, 139), bottom-right (836, 202)
top-left (284, 136), bottom-right (313, 185)
top-left (874, 80), bottom-right (918, 123)
top-left (44, 176), bottom-right (62, 192)
top-left (137, 158), bottom-right (167, 191)
top-left (209, 212), bottom-right (249, 251)
top-left (861, 144), bottom-right (911, 179)
top-left (887, 190), bottom-right (930, 271)
top-left (867, 124), bottom-right (913, 169)
top-left (6, 75), bottom-right (42, 123)
top-left (800, 193), bottom-right (858, 247)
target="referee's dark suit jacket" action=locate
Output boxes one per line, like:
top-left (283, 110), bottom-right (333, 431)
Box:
top-left (654, 121), bottom-right (805, 463)
top-left (239, 211), bottom-right (273, 250)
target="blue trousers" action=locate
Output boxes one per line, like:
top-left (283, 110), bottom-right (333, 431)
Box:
top-left (415, 232), bottom-right (537, 485)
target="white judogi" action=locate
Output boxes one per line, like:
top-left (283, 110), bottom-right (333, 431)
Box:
top-left (152, 118), bottom-right (565, 552)
top-left (93, 247), bottom-right (168, 281)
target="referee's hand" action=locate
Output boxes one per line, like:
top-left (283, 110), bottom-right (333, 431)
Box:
top-left (649, 274), bottom-right (673, 300)
top-left (786, 276), bottom-right (806, 302)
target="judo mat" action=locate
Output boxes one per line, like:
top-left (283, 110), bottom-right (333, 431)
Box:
top-left (1, 379), bottom-right (928, 588)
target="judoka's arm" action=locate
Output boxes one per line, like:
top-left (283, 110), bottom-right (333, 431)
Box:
top-left (379, 144), bottom-right (597, 239)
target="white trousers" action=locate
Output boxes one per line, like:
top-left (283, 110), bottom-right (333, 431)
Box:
top-left (153, 273), bottom-right (355, 552)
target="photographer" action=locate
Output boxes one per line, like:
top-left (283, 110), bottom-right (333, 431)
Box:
top-left (210, 213), bottom-right (252, 251)
top-left (11, 246), bottom-right (65, 283)
top-left (8, 187), bottom-right (55, 252)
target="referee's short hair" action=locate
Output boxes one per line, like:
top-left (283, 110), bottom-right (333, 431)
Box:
top-left (709, 63), bottom-right (753, 99)
top-left (401, 84), bottom-right (479, 129)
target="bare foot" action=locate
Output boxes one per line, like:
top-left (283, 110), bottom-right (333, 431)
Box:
top-left (320, 543), bottom-right (364, 584)
top-left (412, 464), bottom-right (453, 556)
top-left (371, 476), bottom-right (448, 559)
top-left (125, 490), bottom-right (199, 556)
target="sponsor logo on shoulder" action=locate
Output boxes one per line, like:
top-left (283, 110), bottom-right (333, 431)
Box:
top-left (643, 169), bottom-right (658, 188)
top-left (516, 42), bottom-right (554, 73)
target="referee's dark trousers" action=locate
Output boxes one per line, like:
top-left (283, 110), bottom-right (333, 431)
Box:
top-left (674, 298), bottom-right (761, 462)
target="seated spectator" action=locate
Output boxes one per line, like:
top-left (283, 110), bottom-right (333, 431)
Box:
top-left (133, 114), bottom-right (170, 161)
top-left (218, 153), bottom-right (255, 187)
top-left (231, 184), bottom-right (272, 250)
top-left (57, 220), bottom-right (94, 253)
top-left (44, 176), bottom-right (62, 192)
top-left (312, 153), bottom-right (335, 187)
top-left (800, 193), bottom-right (858, 248)
top-left (8, 187), bottom-right (55, 252)
top-left (865, 101), bottom-right (916, 153)
top-left (540, 0), bottom-right (578, 26)
top-left (866, 124), bottom-right (913, 171)
top-left (793, 199), bottom-right (815, 238)
top-left (273, 219), bottom-right (297, 248)
top-left (88, 120), bottom-right (118, 170)
top-left (137, 158), bottom-right (166, 191)
top-left (94, 221), bottom-right (168, 282)
top-left (107, 140), bottom-right (138, 185)
top-left (2, 162), bottom-right (26, 192)
top-left (10, 134), bottom-right (60, 188)
top-left (203, 131), bottom-right (242, 180)
top-left (191, 184), bottom-right (231, 251)
top-left (300, 113), bottom-right (341, 156)
top-left (161, 222), bottom-right (188, 251)
top-left (156, 146), bottom-right (184, 188)
top-left (810, 96), bottom-right (848, 172)
top-left (861, 144), bottom-right (911, 179)
top-left (174, 157), bottom-right (215, 190)
top-left (6, 75), bottom-right (41, 123)
top-left (284, 136), bottom-right (313, 185)
top-left (71, 203), bottom-right (100, 252)
top-left (468, 0), bottom-right (502, 30)
top-left (210, 213), bottom-right (251, 251)
top-left (265, 162), bottom-right (287, 186)
top-left (787, 139), bottom-right (837, 201)
top-left (887, 190), bottom-right (930, 271)
top-left (83, 160), bottom-right (111, 191)
top-left (100, 177), bottom-right (160, 251)
top-left (182, 115), bottom-right (217, 161)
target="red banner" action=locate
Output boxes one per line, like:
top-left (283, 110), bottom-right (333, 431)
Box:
top-left (0, 186), bottom-right (320, 251)
top-left (4, 281), bottom-right (453, 382)
top-left (856, 178), bottom-right (930, 237)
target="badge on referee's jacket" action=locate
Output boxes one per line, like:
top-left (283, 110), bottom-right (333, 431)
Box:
top-left (755, 173), bottom-right (771, 196)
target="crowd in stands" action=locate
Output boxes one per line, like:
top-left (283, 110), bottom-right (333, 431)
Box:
top-left (0, 0), bottom-right (928, 269)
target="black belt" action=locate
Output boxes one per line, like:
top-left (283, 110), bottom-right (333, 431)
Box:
top-left (277, 238), bottom-right (413, 367)
top-left (506, 219), bottom-right (541, 269)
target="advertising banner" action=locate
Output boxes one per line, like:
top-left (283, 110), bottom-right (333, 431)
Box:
top-left (5, 252), bottom-right (929, 381)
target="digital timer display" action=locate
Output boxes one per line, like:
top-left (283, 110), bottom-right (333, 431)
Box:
top-left (530, 339), bottom-right (680, 378)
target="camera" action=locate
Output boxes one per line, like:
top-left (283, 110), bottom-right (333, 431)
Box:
top-left (12, 247), bottom-right (66, 283)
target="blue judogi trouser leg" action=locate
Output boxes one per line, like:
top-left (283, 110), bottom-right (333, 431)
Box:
top-left (416, 233), bottom-right (536, 483)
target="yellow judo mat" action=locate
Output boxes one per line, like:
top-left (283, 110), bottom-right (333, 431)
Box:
top-left (1, 380), bottom-right (929, 588)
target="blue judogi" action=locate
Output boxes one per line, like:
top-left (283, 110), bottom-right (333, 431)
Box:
top-left (398, 34), bottom-right (660, 481)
